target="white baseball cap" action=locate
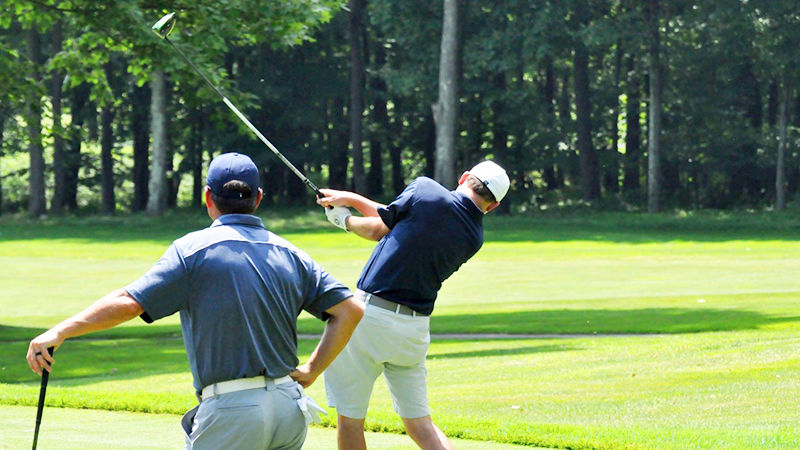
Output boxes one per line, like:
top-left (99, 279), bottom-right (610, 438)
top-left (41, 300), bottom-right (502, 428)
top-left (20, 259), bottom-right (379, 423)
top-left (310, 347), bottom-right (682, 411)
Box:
top-left (469, 160), bottom-right (510, 202)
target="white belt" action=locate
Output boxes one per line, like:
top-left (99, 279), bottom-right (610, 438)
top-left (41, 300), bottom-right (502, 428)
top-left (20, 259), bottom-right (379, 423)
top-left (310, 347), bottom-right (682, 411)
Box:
top-left (201, 375), bottom-right (294, 399)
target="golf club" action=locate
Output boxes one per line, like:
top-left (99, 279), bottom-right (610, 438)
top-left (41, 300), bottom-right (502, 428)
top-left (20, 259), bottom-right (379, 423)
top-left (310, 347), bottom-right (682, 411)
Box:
top-left (151, 12), bottom-right (324, 199)
top-left (31, 346), bottom-right (54, 450)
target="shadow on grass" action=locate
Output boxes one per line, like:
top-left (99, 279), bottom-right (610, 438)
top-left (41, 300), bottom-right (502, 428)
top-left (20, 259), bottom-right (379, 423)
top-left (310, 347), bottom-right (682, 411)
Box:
top-left (0, 208), bottom-right (328, 244)
top-left (1, 321), bottom-right (326, 343)
top-left (0, 334), bottom-right (321, 386)
top-left (427, 343), bottom-right (575, 360)
top-left (430, 308), bottom-right (800, 335)
top-left (0, 323), bottom-right (183, 343)
top-left (1, 209), bottom-right (798, 245)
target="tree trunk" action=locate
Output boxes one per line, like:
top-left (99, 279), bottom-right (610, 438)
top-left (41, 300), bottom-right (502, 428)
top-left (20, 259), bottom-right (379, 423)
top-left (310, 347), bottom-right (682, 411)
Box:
top-left (767, 80), bottom-right (778, 128)
top-left (605, 41), bottom-right (622, 194)
top-left (424, 112), bottom-right (436, 177)
top-left (492, 72), bottom-right (509, 215)
top-left (191, 108), bottom-right (205, 207)
top-left (623, 55), bottom-right (642, 192)
top-left (348, 0), bottom-right (366, 192)
top-left (101, 63), bottom-right (116, 215)
top-left (327, 96), bottom-right (349, 189)
top-left (26, 28), bottom-right (46, 218)
top-left (433, 0), bottom-right (460, 188)
top-left (65, 83), bottom-right (89, 210)
top-left (646, 0), bottom-right (663, 213)
top-left (0, 114), bottom-right (4, 214)
top-left (573, 40), bottom-right (600, 201)
top-left (147, 70), bottom-right (168, 215)
top-left (542, 55), bottom-right (560, 190)
top-left (389, 99), bottom-right (404, 194)
top-left (368, 35), bottom-right (387, 197)
top-left (131, 83), bottom-right (150, 212)
top-left (50, 21), bottom-right (67, 215)
top-left (776, 78), bottom-right (789, 210)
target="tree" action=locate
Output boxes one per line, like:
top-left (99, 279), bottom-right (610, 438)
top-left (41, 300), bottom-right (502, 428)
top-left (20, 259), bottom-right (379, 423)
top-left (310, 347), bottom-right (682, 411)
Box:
top-left (131, 83), bottom-right (149, 212)
top-left (645, 0), bottom-right (663, 213)
top-left (749, 1), bottom-right (800, 210)
top-left (147, 70), bottom-right (168, 215)
top-left (433, 0), bottom-right (460, 188)
top-left (49, 19), bottom-right (68, 215)
top-left (572, 2), bottom-right (601, 202)
top-left (26, 27), bottom-right (46, 217)
top-left (348, 0), bottom-right (367, 193)
top-left (776, 77), bottom-right (791, 210)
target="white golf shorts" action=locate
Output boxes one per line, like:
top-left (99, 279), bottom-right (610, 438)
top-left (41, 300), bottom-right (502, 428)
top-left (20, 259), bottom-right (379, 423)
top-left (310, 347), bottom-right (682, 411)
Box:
top-left (324, 292), bottom-right (431, 419)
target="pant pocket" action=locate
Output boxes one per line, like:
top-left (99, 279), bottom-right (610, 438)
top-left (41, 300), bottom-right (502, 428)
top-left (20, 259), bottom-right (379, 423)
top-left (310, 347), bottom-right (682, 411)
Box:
top-left (181, 405), bottom-right (199, 438)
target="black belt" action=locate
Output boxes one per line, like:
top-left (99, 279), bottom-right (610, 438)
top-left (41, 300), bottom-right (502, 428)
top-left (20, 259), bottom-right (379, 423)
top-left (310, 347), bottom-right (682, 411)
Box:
top-left (362, 292), bottom-right (428, 317)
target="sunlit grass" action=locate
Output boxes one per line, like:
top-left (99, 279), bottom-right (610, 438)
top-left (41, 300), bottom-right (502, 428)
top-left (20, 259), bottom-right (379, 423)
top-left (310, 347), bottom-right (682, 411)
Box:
top-left (1, 209), bottom-right (799, 448)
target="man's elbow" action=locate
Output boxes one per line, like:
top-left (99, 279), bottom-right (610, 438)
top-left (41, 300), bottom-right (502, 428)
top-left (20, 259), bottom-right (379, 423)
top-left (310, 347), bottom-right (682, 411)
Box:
top-left (366, 225), bottom-right (389, 241)
top-left (335, 297), bottom-right (364, 328)
top-left (118, 290), bottom-right (145, 318)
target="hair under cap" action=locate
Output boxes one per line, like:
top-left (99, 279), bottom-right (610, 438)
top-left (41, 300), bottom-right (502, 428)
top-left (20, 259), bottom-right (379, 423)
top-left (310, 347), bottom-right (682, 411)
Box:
top-left (206, 153), bottom-right (260, 199)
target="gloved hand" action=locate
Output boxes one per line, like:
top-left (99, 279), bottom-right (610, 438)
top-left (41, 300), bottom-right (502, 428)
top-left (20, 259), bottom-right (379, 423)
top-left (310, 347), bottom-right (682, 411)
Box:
top-left (325, 206), bottom-right (351, 232)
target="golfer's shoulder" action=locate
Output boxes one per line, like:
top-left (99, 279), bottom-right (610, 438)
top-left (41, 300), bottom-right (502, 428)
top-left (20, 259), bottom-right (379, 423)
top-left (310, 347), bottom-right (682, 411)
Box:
top-left (169, 226), bottom-right (254, 257)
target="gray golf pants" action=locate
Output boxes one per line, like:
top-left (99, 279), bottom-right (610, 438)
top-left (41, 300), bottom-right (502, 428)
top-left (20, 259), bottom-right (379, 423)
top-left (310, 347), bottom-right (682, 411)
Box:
top-left (181, 383), bottom-right (307, 450)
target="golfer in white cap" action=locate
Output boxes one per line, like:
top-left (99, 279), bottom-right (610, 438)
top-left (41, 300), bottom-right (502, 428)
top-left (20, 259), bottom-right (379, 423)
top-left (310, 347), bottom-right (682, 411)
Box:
top-left (317, 161), bottom-right (510, 450)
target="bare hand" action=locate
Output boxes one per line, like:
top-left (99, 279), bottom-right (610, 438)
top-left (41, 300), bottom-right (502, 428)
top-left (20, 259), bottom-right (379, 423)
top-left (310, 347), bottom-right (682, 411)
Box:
top-left (27, 329), bottom-right (63, 376)
top-left (290, 363), bottom-right (319, 388)
top-left (316, 189), bottom-right (353, 209)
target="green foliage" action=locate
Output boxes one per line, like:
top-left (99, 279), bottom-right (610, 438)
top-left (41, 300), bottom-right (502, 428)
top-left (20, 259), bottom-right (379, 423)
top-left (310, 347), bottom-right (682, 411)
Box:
top-left (1, 0), bottom-right (800, 213)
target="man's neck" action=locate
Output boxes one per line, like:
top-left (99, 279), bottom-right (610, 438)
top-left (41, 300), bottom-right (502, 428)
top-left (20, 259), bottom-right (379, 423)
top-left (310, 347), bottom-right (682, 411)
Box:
top-left (455, 185), bottom-right (488, 212)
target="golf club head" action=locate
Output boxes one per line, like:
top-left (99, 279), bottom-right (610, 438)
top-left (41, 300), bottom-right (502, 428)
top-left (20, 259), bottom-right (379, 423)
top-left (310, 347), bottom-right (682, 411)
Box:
top-left (152, 12), bottom-right (177, 39)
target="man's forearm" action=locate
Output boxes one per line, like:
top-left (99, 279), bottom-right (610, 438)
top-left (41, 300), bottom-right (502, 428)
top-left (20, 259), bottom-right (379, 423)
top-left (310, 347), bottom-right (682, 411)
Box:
top-left (27, 289), bottom-right (145, 375)
top-left (52, 289), bottom-right (144, 340)
top-left (346, 215), bottom-right (390, 241)
top-left (343, 193), bottom-right (386, 218)
top-left (304, 301), bottom-right (363, 377)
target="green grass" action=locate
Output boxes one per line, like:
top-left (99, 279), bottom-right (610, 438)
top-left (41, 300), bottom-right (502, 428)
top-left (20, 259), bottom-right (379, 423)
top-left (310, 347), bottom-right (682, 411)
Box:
top-left (1, 209), bottom-right (799, 449)
top-left (0, 405), bottom-right (535, 449)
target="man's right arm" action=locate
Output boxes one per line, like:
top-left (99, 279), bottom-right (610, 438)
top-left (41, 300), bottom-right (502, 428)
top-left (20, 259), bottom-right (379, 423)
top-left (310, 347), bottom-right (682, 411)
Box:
top-left (317, 188), bottom-right (390, 241)
top-left (346, 216), bottom-right (390, 241)
top-left (290, 296), bottom-right (364, 388)
top-left (317, 188), bottom-right (385, 217)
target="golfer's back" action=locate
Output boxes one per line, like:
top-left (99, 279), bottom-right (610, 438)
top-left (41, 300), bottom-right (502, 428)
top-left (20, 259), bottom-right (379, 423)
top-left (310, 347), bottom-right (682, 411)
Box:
top-left (357, 177), bottom-right (484, 315)
top-left (126, 213), bottom-right (347, 395)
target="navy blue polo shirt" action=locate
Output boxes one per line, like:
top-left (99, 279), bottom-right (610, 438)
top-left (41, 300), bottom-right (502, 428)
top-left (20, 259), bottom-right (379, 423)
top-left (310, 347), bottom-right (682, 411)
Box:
top-left (357, 177), bottom-right (484, 315)
top-left (125, 214), bottom-right (352, 394)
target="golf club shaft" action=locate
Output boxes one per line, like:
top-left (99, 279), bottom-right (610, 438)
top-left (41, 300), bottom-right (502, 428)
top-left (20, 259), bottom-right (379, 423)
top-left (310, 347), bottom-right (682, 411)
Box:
top-left (32, 346), bottom-right (54, 450)
top-left (164, 37), bottom-right (322, 197)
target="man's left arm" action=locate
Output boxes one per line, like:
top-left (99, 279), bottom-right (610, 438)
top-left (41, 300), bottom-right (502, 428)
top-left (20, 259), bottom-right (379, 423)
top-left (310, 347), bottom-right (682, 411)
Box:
top-left (290, 296), bottom-right (364, 388)
top-left (26, 289), bottom-right (144, 375)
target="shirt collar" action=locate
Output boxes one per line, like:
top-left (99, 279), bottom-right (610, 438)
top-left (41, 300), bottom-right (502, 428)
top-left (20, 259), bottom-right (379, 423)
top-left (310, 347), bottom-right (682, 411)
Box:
top-left (453, 191), bottom-right (484, 220)
top-left (210, 214), bottom-right (266, 229)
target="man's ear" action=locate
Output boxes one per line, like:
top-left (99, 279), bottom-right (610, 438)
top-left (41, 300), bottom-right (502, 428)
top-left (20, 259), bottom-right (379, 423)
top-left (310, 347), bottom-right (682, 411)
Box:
top-left (485, 201), bottom-right (500, 214)
top-left (254, 188), bottom-right (264, 209)
top-left (457, 171), bottom-right (470, 186)
top-left (204, 186), bottom-right (213, 208)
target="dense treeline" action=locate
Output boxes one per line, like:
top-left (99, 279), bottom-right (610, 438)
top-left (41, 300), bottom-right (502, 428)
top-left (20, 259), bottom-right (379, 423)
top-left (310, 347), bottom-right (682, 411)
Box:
top-left (0, 0), bottom-right (798, 216)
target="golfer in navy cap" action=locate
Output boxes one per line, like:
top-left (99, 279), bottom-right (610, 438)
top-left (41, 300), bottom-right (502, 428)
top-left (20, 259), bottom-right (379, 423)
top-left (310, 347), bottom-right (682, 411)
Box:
top-left (27, 152), bottom-right (364, 450)
top-left (317, 161), bottom-right (510, 450)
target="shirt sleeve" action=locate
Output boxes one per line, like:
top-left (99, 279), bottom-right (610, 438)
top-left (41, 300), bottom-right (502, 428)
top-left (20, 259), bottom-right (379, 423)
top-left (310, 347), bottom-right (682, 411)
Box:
top-left (298, 257), bottom-right (353, 321)
top-left (377, 178), bottom-right (419, 229)
top-left (124, 244), bottom-right (189, 323)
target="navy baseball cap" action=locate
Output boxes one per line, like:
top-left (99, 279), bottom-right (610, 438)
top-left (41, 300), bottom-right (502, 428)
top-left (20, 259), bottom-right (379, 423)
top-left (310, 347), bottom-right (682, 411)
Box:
top-left (206, 153), bottom-right (260, 199)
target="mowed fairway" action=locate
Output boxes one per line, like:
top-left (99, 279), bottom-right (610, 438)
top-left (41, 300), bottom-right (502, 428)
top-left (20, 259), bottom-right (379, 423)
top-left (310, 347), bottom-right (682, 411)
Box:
top-left (1, 210), bottom-right (798, 449)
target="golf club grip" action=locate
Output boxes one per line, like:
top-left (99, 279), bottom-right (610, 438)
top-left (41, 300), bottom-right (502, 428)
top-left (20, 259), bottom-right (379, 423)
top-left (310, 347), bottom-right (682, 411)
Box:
top-left (32, 347), bottom-right (54, 450)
